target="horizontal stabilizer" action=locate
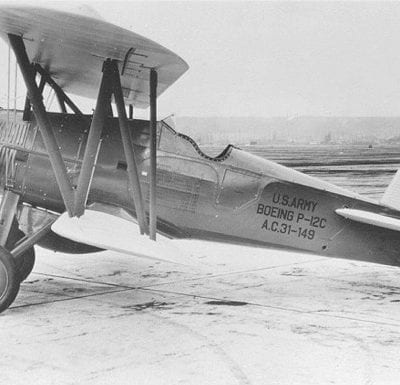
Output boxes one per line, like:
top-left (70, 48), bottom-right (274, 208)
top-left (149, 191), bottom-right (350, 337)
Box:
top-left (52, 210), bottom-right (187, 265)
top-left (336, 208), bottom-right (400, 232)
top-left (381, 169), bottom-right (400, 211)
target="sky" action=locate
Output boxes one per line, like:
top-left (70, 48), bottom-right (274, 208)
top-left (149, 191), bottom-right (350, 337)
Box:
top-left (2, 1), bottom-right (400, 119)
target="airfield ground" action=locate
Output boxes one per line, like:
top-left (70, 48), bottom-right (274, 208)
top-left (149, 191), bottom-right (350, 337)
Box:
top-left (1, 240), bottom-right (400, 384)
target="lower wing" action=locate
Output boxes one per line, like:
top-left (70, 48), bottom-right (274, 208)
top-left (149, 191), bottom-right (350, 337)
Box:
top-left (51, 209), bottom-right (187, 265)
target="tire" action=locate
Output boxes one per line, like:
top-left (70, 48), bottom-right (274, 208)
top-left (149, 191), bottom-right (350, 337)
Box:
top-left (0, 246), bottom-right (20, 313)
top-left (6, 219), bottom-right (36, 282)
top-left (15, 242), bottom-right (35, 282)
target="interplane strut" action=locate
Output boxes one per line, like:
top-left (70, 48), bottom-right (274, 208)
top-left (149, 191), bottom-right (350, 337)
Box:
top-left (149, 69), bottom-right (158, 241)
top-left (111, 60), bottom-right (148, 235)
top-left (9, 34), bottom-right (76, 216)
top-left (7, 34), bottom-right (158, 239)
top-left (74, 59), bottom-right (113, 217)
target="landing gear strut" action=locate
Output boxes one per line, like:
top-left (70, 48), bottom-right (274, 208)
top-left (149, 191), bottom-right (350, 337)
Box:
top-left (6, 219), bottom-right (35, 282)
top-left (0, 191), bottom-right (50, 313)
top-left (1, 190), bottom-right (37, 282)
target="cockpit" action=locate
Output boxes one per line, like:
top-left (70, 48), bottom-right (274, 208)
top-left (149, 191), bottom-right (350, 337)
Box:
top-left (158, 118), bottom-right (235, 162)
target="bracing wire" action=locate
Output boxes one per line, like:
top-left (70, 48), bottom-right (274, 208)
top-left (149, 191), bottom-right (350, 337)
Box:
top-left (44, 86), bottom-right (52, 107)
top-left (43, 86), bottom-right (49, 105)
top-left (48, 89), bottom-right (56, 110)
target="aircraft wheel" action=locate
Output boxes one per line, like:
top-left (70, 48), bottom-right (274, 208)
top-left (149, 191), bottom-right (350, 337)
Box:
top-left (15, 245), bottom-right (35, 282)
top-left (0, 246), bottom-right (20, 313)
top-left (6, 219), bottom-right (36, 282)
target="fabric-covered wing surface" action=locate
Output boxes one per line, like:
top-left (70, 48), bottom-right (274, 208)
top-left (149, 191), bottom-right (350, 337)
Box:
top-left (0, 5), bottom-right (189, 108)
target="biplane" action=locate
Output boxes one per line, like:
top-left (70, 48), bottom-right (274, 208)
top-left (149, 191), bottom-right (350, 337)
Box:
top-left (0, 5), bottom-right (400, 314)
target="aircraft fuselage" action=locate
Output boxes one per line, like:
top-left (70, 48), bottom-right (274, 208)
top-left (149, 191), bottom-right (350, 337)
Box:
top-left (1, 111), bottom-right (400, 266)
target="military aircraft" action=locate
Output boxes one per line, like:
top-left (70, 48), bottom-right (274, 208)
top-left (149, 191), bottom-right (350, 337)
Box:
top-left (0, 5), bottom-right (400, 314)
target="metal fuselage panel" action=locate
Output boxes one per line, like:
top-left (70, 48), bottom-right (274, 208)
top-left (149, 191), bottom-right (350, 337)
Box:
top-left (1, 111), bottom-right (400, 266)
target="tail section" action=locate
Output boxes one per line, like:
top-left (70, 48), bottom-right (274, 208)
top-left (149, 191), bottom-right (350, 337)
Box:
top-left (381, 169), bottom-right (400, 211)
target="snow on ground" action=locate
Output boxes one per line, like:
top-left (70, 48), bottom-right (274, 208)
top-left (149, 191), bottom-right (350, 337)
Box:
top-left (1, 240), bottom-right (400, 385)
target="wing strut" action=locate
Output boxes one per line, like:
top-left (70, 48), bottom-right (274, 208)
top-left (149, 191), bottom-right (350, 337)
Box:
top-left (34, 65), bottom-right (83, 116)
top-left (8, 34), bottom-right (152, 237)
top-left (111, 61), bottom-right (148, 235)
top-left (74, 59), bottom-right (148, 235)
top-left (22, 65), bottom-right (82, 120)
top-left (23, 68), bottom-right (46, 121)
top-left (74, 59), bottom-right (113, 216)
top-left (149, 69), bottom-right (158, 241)
top-left (8, 34), bottom-right (76, 216)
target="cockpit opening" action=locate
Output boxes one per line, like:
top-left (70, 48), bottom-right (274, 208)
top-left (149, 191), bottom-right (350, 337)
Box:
top-left (159, 119), bottom-right (236, 162)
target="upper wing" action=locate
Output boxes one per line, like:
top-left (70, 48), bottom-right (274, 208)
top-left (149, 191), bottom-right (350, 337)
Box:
top-left (0, 5), bottom-right (189, 108)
